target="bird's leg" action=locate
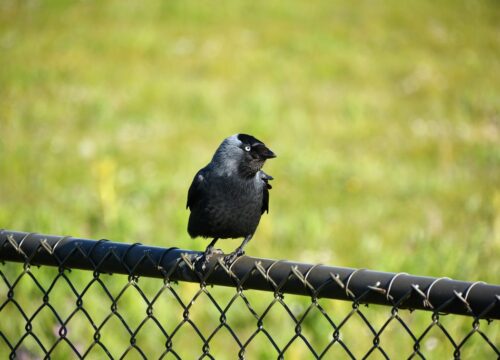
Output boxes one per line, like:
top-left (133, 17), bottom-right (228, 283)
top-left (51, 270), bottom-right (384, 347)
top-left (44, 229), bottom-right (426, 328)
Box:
top-left (224, 234), bottom-right (253, 266)
top-left (197, 238), bottom-right (221, 270)
top-left (205, 237), bottom-right (219, 255)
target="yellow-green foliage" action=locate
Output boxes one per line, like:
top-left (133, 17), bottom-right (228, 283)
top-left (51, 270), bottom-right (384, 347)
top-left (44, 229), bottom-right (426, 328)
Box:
top-left (0, 0), bottom-right (498, 358)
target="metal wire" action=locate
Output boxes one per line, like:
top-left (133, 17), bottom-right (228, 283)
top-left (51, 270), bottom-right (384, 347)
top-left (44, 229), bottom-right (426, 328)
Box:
top-left (0, 230), bottom-right (499, 359)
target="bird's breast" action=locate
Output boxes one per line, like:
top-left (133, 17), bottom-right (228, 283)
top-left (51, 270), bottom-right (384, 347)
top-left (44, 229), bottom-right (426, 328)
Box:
top-left (194, 176), bottom-right (264, 238)
top-left (210, 177), bottom-right (262, 210)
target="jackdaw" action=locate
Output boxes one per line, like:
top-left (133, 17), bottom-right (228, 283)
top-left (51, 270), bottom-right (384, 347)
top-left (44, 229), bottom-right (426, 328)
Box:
top-left (186, 134), bottom-right (276, 266)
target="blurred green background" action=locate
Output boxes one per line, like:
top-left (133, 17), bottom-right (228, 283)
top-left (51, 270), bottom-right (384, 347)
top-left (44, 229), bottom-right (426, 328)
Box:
top-left (0, 0), bottom-right (499, 358)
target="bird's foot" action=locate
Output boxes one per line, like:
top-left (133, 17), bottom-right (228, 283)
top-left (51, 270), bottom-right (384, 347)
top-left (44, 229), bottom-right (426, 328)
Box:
top-left (196, 248), bottom-right (224, 271)
top-left (223, 248), bottom-right (245, 267)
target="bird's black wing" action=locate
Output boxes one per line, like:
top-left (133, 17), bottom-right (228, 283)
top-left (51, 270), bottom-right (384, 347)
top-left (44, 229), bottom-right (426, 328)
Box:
top-left (260, 171), bottom-right (273, 214)
top-left (186, 169), bottom-right (207, 210)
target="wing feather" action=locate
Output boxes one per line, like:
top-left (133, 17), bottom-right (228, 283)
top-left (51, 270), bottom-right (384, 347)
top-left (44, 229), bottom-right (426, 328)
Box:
top-left (260, 171), bottom-right (273, 214)
top-left (186, 170), bottom-right (206, 210)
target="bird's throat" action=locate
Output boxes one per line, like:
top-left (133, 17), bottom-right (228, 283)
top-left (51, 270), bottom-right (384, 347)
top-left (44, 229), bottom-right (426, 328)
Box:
top-left (238, 161), bottom-right (263, 179)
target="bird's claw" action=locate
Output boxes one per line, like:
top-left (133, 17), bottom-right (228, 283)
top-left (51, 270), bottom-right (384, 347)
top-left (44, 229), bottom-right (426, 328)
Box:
top-left (196, 248), bottom-right (223, 271)
top-left (223, 249), bottom-right (245, 267)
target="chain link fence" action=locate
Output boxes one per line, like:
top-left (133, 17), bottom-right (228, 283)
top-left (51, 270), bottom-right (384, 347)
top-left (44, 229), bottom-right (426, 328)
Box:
top-left (0, 230), bottom-right (499, 359)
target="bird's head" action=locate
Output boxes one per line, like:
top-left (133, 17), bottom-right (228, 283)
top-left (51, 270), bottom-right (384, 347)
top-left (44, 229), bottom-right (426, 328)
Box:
top-left (212, 134), bottom-right (276, 177)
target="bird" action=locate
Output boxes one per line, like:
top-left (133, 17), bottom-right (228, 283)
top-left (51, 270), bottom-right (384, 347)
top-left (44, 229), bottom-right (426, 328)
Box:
top-left (186, 134), bottom-right (276, 267)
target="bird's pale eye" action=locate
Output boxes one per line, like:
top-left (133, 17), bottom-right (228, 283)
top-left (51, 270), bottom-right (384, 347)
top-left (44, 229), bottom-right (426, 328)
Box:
top-left (244, 145), bottom-right (251, 152)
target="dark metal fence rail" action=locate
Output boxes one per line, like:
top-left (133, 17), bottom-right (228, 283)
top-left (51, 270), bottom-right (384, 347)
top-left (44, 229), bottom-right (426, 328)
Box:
top-left (0, 229), bottom-right (499, 359)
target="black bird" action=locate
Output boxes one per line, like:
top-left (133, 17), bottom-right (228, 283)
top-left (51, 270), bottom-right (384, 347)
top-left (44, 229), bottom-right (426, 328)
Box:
top-left (186, 134), bottom-right (276, 266)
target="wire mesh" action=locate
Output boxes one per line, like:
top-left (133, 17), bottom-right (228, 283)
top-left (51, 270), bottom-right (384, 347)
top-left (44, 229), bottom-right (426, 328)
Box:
top-left (0, 230), bottom-right (499, 359)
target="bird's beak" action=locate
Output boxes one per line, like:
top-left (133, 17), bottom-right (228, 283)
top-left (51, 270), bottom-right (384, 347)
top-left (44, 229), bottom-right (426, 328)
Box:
top-left (262, 147), bottom-right (277, 159)
top-left (253, 143), bottom-right (277, 159)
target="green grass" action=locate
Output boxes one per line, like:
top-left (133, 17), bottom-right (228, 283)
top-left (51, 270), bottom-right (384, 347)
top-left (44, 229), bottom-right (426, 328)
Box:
top-left (0, 0), bottom-right (499, 358)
